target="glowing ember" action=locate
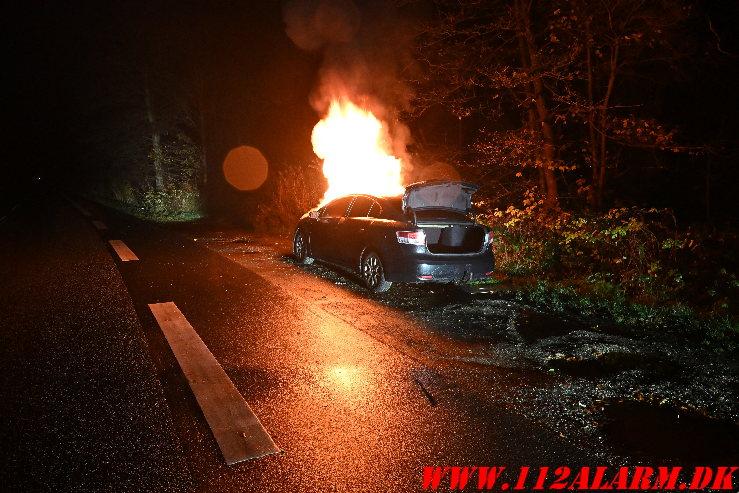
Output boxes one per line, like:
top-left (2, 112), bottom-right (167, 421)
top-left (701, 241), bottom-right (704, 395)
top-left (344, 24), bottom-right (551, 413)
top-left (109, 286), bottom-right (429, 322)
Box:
top-left (312, 98), bottom-right (405, 205)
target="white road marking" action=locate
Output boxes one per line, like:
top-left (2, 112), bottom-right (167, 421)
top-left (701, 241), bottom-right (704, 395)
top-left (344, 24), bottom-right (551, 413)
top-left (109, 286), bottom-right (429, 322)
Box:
top-left (108, 240), bottom-right (139, 261)
top-left (92, 220), bottom-right (108, 231)
top-left (148, 302), bottom-right (279, 465)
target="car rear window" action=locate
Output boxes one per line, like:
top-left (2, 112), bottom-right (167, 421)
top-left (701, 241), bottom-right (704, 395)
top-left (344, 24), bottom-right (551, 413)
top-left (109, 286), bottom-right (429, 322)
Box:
top-left (379, 197), bottom-right (403, 220)
top-left (367, 201), bottom-right (382, 218)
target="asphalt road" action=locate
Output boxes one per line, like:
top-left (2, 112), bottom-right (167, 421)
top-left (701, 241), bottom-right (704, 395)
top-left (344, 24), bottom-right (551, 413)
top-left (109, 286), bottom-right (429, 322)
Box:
top-left (2, 192), bottom-right (700, 492)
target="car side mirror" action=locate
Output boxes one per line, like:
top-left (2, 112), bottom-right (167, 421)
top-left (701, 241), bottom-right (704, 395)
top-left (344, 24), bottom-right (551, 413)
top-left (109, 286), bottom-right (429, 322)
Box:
top-left (308, 211), bottom-right (320, 219)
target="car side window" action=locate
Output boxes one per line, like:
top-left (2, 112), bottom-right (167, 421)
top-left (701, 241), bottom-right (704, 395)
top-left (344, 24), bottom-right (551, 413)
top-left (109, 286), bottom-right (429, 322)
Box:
top-left (367, 201), bottom-right (382, 218)
top-left (348, 196), bottom-right (373, 217)
top-left (321, 196), bottom-right (354, 218)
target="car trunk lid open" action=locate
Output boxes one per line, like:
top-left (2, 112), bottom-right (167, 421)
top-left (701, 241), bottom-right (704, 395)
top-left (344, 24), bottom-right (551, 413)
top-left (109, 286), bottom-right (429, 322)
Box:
top-left (402, 180), bottom-right (478, 214)
top-left (403, 180), bottom-right (487, 254)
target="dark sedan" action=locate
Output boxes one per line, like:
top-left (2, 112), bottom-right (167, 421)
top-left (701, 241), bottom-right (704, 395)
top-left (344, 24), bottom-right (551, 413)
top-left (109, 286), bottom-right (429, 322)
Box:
top-left (293, 180), bottom-right (495, 292)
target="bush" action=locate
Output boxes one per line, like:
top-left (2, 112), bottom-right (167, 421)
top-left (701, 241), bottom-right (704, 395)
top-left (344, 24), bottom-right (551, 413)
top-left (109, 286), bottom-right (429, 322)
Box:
top-left (109, 182), bottom-right (138, 207)
top-left (477, 188), bottom-right (739, 324)
top-left (140, 183), bottom-right (201, 218)
top-left (253, 161), bottom-right (325, 234)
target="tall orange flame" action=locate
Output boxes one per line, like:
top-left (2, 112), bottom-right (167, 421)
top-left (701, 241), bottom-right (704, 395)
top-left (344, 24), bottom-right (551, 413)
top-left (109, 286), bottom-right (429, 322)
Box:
top-left (312, 98), bottom-right (405, 205)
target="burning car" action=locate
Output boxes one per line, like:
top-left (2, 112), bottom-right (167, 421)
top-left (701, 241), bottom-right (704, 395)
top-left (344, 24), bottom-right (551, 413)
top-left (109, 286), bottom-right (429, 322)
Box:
top-left (293, 180), bottom-right (495, 292)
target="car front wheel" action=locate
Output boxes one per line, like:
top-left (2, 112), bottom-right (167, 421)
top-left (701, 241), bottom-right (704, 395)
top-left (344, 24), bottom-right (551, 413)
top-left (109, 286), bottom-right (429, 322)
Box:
top-left (362, 251), bottom-right (392, 293)
top-left (293, 229), bottom-right (314, 264)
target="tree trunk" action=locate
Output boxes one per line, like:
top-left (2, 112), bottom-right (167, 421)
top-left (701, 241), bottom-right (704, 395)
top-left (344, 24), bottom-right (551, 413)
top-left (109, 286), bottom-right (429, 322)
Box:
top-left (585, 19), bottom-right (601, 210)
top-left (143, 72), bottom-right (165, 191)
top-left (516, 0), bottom-right (558, 208)
top-left (532, 78), bottom-right (560, 208)
top-left (595, 42), bottom-right (619, 211)
top-left (529, 106), bottom-right (547, 192)
top-left (194, 72), bottom-right (208, 188)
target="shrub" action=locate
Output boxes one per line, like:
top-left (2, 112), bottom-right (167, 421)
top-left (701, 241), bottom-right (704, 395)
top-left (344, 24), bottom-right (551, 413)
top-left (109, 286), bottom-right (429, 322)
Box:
top-left (140, 183), bottom-right (201, 218)
top-left (477, 189), bottom-right (739, 317)
top-left (254, 161), bottom-right (325, 234)
top-left (109, 182), bottom-right (138, 207)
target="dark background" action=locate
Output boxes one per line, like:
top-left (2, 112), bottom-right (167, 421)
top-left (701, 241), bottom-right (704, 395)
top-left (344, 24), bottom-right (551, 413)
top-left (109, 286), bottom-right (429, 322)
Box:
top-left (6, 0), bottom-right (739, 224)
top-left (7, 1), bottom-right (319, 216)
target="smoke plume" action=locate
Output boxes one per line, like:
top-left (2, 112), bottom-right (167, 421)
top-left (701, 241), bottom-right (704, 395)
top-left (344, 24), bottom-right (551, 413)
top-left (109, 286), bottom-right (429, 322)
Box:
top-left (283, 0), bottom-right (416, 175)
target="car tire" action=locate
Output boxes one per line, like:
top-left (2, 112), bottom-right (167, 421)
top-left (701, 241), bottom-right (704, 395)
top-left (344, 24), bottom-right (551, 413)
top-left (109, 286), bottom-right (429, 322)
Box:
top-left (293, 229), bottom-right (314, 264)
top-left (362, 251), bottom-right (392, 293)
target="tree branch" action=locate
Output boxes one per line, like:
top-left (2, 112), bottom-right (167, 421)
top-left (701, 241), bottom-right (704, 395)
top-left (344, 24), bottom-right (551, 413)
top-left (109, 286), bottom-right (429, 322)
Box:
top-left (707, 16), bottom-right (738, 57)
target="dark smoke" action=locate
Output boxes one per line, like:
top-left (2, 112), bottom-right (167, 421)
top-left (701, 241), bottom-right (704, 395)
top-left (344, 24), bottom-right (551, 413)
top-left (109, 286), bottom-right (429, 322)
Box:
top-left (284, 0), bottom-right (362, 51)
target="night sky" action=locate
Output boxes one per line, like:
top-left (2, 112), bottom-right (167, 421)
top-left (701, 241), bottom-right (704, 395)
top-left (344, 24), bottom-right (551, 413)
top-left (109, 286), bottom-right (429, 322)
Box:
top-left (7, 0), bottom-right (739, 223)
top-left (8, 1), bottom-right (318, 205)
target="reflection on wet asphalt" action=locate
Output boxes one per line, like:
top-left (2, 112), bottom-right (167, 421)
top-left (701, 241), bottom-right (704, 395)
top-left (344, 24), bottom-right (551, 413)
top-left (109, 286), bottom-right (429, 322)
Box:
top-left (6, 197), bottom-right (736, 491)
top-left (104, 210), bottom-right (597, 491)
top-left (189, 228), bottom-right (739, 466)
top-left (0, 198), bottom-right (191, 491)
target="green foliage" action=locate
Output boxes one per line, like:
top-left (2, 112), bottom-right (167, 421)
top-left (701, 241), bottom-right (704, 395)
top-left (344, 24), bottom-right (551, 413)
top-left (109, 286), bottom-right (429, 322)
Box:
top-left (148, 132), bottom-right (202, 185)
top-left (93, 181), bottom-right (202, 221)
top-left (514, 281), bottom-right (738, 351)
top-left (109, 182), bottom-right (139, 207)
top-left (477, 188), bottom-right (739, 350)
top-left (124, 132), bottom-right (204, 219)
top-left (253, 161), bottom-right (325, 234)
top-left (140, 183), bottom-right (201, 219)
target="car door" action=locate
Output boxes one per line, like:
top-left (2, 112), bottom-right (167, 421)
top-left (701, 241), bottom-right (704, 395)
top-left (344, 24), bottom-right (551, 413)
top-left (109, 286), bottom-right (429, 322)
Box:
top-left (311, 196), bottom-right (354, 261)
top-left (335, 195), bottom-right (374, 267)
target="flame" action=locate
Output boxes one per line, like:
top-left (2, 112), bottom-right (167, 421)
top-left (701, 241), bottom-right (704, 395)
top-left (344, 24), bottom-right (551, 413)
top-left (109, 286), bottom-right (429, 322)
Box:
top-left (312, 98), bottom-right (405, 205)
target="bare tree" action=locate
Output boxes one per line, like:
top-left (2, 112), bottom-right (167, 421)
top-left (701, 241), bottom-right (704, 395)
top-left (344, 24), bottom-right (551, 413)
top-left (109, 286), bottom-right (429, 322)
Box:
top-left (143, 71), bottom-right (165, 191)
top-left (412, 0), bottom-right (690, 210)
top-left (557, 0), bottom-right (689, 209)
top-left (412, 0), bottom-right (575, 207)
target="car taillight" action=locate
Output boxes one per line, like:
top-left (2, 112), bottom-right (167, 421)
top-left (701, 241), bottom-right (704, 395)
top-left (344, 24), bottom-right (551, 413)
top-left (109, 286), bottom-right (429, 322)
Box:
top-left (396, 231), bottom-right (426, 245)
top-left (484, 231), bottom-right (494, 245)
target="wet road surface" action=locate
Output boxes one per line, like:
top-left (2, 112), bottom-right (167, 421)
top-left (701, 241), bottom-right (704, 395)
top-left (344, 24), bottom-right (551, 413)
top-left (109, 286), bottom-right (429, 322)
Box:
top-left (186, 220), bottom-right (739, 469)
top-left (0, 196), bottom-right (190, 491)
top-left (1, 193), bottom-right (737, 492)
top-left (107, 198), bottom-right (596, 491)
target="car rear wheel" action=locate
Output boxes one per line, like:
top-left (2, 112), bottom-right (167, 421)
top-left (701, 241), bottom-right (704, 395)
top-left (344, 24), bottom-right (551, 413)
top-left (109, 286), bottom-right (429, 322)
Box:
top-left (362, 251), bottom-right (392, 293)
top-left (293, 229), bottom-right (314, 264)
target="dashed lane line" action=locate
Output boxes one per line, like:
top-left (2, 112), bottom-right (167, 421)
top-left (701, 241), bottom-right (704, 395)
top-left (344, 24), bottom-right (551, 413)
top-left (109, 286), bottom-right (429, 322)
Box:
top-left (108, 240), bottom-right (140, 261)
top-left (148, 302), bottom-right (280, 465)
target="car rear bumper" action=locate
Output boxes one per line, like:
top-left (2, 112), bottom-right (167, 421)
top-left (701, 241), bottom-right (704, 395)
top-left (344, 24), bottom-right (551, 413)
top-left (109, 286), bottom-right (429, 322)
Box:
top-left (382, 250), bottom-right (495, 283)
